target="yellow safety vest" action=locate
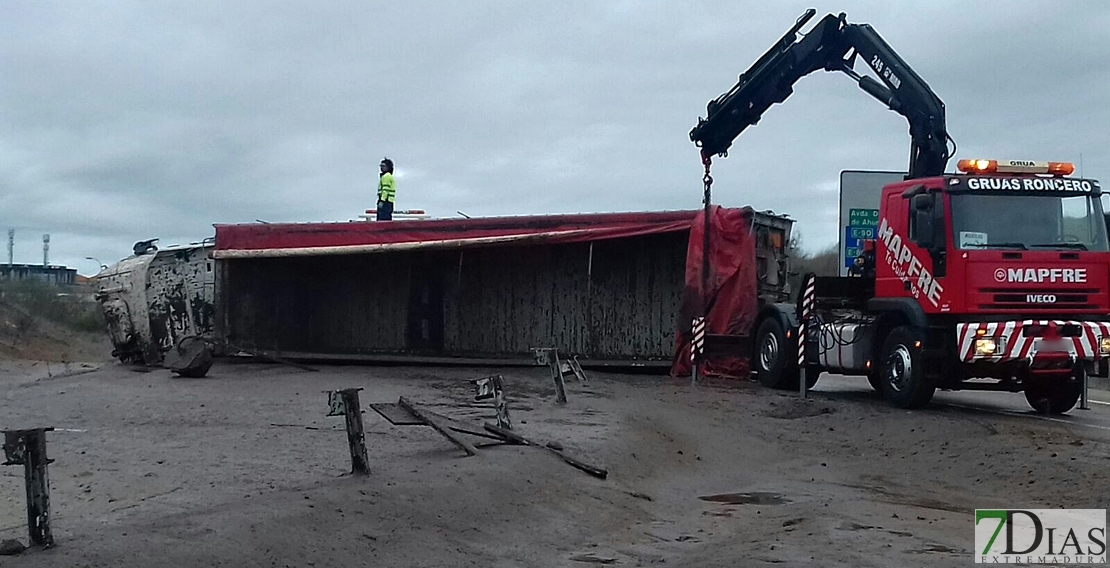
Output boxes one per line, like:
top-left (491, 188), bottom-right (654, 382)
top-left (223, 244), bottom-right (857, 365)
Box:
top-left (378, 172), bottom-right (396, 203)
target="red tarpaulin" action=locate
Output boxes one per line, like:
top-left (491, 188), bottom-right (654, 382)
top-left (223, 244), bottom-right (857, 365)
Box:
top-left (213, 211), bottom-right (698, 258)
top-left (670, 206), bottom-right (758, 379)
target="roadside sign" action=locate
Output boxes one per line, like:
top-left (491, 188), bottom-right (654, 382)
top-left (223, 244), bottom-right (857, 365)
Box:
top-left (839, 171), bottom-right (905, 275)
top-left (844, 211), bottom-right (878, 268)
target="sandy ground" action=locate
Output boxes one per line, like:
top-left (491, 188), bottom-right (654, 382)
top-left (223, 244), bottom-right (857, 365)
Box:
top-left (1, 360), bottom-right (1109, 567)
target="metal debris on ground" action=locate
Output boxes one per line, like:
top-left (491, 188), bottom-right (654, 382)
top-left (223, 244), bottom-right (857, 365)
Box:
top-left (326, 391), bottom-right (346, 417)
top-left (2, 428), bottom-right (55, 547)
top-left (324, 389), bottom-right (369, 474)
top-left (531, 348), bottom-right (568, 404)
top-left (228, 344), bottom-right (319, 372)
top-left (420, 410), bottom-right (504, 441)
top-left (568, 552), bottom-right (618, 564)
top-left (397, 397), bottom-right (478, 457)
top-left (367, 396), bottom-right (607, 478)
top-left (165, 336), bottom-right (214, 378)
top-left (366, 402), bottom-right (425, 426)
top-left (566, 356), bottom-right (588, 384)
top-left (472, 374), bottom-right (511, 429)
top-left (368, 400), bottom-right (501, 440)
top-left (484, 424), bottom-right (607, 479)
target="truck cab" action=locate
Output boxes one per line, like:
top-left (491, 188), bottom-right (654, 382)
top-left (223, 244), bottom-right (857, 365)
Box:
top-left (689, 11), bottom-right (1107, 412)
top-left (793, 159), bottom-right (1110, 412)
top-left (877, 160), bottom-right (1107, 316)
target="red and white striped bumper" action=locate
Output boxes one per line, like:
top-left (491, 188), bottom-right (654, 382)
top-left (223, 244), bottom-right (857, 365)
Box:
top-left (956, 321), bottom-right (1110, 363)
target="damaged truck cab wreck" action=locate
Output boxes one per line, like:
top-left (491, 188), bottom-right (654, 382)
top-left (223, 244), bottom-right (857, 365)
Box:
top-left (96, 240), bottom-right (216, 365)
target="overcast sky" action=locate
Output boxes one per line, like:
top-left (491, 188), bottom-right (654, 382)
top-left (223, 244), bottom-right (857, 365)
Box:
top-left (2, 1), bottom-right (1108, 275)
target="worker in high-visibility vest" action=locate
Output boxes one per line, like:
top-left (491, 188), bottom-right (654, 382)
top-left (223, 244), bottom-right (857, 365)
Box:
top-left (377, 157), bottom-right (396, 221)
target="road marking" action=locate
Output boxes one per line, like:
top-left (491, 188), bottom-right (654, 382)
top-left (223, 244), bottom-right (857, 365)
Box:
top-left (939, 401), bottom-right (1110, 433)
top-left (814, 377), bottom-right (1110, 430)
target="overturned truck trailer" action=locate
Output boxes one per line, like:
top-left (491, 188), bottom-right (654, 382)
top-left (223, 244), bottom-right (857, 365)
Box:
top-left (210, 208), bottom-right (793, 368)
top-left (96, 209), bottom-right (791, 370)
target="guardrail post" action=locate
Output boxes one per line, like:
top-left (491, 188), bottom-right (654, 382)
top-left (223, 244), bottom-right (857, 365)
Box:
top-left (327, 389), bottom-right (369, 475)
top-left (3, 428), bottom-right (55, 547)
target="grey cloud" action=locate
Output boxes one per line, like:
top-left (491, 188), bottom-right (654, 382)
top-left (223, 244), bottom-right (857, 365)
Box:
top-left (1, 0), bottom-right (1107, 272)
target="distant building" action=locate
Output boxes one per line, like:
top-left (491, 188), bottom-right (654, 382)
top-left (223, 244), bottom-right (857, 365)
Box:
top-left (0, 264), bottom-right (77, 286)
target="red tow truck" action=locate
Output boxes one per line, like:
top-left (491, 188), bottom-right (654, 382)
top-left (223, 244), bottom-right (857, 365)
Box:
top-left (689, 10), bottom-right (1110, 412)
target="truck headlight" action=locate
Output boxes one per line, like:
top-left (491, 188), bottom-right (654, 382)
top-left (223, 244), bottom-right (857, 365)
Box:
top-left (1100, 337), bottom-right (1110, 355)
top-left (974, 337), bottom-right (1006, 356)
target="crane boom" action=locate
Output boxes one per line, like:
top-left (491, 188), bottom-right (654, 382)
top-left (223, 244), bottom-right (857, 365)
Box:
top-left (689, 10), bottom-right (950, 179)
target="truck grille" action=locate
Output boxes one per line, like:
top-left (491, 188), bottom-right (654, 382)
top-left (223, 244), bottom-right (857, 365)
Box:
top-left (978, 288), bottom-right (1098, 310)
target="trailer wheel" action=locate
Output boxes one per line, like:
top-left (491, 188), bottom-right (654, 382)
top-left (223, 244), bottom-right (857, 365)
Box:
top-left (1024, 374), bottom-right (1082, 415)
top-left (879, 326), bottom-right (935, 409)
top-left (754, 317), bottom-right (798, 389)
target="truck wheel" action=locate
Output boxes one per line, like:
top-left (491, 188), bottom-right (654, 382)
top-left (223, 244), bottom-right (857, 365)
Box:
top-left (1024, 375), bottom-right (1082, 414)
top-left (754, 317), bottom-right (799, 389)
top-left (879, 326), bottom-right (935, 409)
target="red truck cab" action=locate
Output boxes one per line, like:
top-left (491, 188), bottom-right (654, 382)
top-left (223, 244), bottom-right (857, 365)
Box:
top-left (868, 159), bottom-right (1109, 410)
top-left (688, 11), bottom-right (1104, 412)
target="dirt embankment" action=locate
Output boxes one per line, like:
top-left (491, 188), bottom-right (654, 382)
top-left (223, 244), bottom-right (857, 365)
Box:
top-left (0, 289), bottom-right (111, 363)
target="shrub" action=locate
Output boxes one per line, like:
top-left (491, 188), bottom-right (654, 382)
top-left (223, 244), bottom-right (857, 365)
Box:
top-left (786, 231), bottom-right (840, 301)
top-left (0, 278), bottom-right (104, 333)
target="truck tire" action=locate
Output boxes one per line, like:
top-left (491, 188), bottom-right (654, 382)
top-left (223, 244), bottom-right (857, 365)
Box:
top-left (1024, 375), bottom-right (1082, 414)
top-left (879, 326), bottom-right (935, 409)
top-left (754, 317), bottom-right (798, 389)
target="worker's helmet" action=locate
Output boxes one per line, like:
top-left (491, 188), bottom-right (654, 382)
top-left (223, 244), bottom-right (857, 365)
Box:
top-left (380, 157), bottom-right (394, 171)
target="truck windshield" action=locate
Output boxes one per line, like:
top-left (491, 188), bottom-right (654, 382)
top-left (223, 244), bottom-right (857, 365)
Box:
top-left (950, 192), bottom-right (1109, 251)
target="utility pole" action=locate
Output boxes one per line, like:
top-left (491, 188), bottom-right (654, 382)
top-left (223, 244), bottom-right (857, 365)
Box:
top-left (42, 234), bottom-right (49, 267)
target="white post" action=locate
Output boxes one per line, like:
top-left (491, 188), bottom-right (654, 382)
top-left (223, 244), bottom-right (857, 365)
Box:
top-left (1080, 365), bottom-right (1090, 410)
top-left (798, 325), bottom-right (807, 399)
top-left (798, 275), bottom-right (816, 399)
top-left (691, 317), bottom-right (705, 386)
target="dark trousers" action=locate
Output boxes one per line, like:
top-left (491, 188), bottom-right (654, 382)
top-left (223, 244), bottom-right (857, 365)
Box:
top-left (377, 200), bottom-right (394, 221)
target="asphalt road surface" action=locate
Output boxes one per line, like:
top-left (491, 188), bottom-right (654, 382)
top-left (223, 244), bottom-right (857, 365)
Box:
top-left (813, 372), bottom-right (1110, 435)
